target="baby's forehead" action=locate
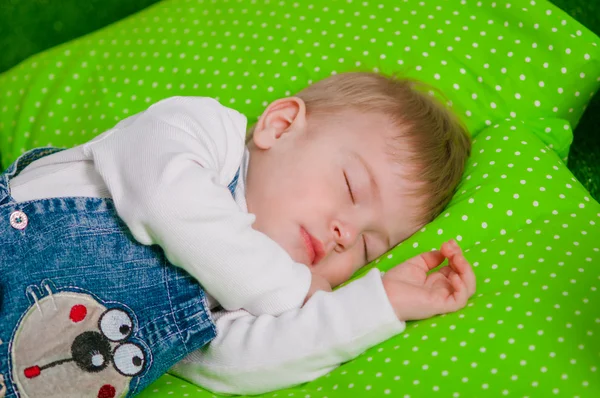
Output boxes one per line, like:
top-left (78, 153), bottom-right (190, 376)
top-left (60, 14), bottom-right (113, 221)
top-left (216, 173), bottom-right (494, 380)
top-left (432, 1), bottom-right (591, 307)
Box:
top-left (311, 107), bottom-right (394, 124)
top-left (311, 109), bottom-right (403, 143)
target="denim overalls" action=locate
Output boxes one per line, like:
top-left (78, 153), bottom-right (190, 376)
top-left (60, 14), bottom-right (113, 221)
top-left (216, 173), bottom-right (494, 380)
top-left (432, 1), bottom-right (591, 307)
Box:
top-left (0, 147), bottom-right (238, 397)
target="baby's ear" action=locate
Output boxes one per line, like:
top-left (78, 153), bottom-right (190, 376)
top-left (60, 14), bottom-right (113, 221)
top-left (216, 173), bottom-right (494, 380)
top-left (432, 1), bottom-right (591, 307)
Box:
top-left (252, 97), bottom-right (306, 149)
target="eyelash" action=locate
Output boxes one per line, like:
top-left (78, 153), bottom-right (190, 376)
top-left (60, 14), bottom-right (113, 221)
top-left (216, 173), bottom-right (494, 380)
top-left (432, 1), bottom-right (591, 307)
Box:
top-left (344, 172), bottom-right (355, 204)
top-left (344, 172), bottom-right (369, 262)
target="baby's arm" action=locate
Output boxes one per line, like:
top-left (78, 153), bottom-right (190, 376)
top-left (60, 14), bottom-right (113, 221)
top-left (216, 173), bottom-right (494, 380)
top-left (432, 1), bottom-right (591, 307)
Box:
top-left (169, 268), bottom-right (404, 395)
top-left (170, 241), bottom-right (476, 395)
top-left (83, 97), bottom-right (311, 316)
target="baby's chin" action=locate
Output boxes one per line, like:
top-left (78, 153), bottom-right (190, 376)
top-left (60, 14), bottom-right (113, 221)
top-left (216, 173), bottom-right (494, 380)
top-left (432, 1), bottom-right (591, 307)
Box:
top-left (287, 245), bottom-right (311, 266)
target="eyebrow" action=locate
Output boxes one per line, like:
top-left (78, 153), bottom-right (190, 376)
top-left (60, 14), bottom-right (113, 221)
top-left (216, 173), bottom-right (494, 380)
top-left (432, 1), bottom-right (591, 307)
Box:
top-left (351, 152), bottom-right (391, 249)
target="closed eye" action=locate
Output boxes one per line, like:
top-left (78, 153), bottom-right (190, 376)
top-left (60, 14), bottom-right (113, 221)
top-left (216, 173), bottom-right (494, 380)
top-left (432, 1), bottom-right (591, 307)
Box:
top-left (344, 171), bottom-right (355, 204)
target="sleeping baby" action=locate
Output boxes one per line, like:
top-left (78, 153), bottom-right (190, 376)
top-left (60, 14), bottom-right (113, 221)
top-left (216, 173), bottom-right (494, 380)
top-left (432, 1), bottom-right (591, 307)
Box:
top-left (0, 72), bottom-right (475, 397)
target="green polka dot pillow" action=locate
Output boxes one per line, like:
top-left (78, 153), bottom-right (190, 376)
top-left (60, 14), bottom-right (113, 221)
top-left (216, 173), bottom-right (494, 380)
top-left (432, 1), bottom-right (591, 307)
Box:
top-left (1, 0), bottom-right (599, 397)
top-left (143, 118), bottom-right (600, 398)
top-left (1, 0), bottom-right (599, 163)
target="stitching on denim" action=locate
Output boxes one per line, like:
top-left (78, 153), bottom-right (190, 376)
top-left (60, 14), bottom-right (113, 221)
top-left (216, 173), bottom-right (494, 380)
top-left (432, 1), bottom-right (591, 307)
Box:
top-left (1, 196), bottom-right (115, 210)
top-left (200, 292), bottom-right (218, 338)
top-left (27, 289), bottom-right (42, 314)
top-left (43, 284), bottom-right (57, 311)
top-left (21, 263), bottom-right (162, 289)
top-left (145, 328), bottom-right (213, 369)
top-left (0, 373), bottom-right (7, 397)
top-left (7, 284), bottom-right (50, 395)
top-left (140, 311), bottom-right (215, 358)
top-left (162, 264), bottom-right (188, 353)
top-left (0, 214), bottom-right (75, 248)
top-left (156, 305), bottom-right (215, 345)
top-left (134, 304), bottom-right (212, 346)
top-left (153, 291), bottom-right (216, 351)
top-left (24, 285), bottom-right (43, 309)
top-left (133, 280), bottom-right (212, 338)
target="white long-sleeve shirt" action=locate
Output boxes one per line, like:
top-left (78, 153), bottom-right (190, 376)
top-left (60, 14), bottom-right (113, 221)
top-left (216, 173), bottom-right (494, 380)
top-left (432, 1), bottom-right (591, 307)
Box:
top-left (13, 96), bottom-right (312, 317)
top-left (9, 96), bottom-right (406, 394)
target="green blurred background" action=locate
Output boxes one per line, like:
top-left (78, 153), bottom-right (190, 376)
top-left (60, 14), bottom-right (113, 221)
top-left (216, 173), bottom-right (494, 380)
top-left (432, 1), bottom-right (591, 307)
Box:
top-left (1, 0), bottom-right (598, 200)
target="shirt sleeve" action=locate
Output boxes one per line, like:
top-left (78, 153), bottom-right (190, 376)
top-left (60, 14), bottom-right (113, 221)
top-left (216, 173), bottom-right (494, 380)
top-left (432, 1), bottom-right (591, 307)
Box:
top-left (169, 268), bottom-right (406, 395)
top-left (83, 96), bottom-right (312, 316)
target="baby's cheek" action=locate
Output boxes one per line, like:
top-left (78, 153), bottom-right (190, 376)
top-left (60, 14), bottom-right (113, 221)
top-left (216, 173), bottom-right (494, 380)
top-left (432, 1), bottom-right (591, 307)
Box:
top-left (332, 251), bottom-right (364, 286)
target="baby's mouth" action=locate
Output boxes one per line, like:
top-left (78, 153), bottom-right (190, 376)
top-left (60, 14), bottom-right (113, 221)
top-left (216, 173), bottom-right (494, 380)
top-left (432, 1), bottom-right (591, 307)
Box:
top-left (300, 227), bottom-right (325, 266)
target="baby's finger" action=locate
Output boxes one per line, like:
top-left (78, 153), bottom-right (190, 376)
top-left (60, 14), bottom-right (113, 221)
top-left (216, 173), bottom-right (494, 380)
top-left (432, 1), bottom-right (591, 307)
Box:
top-left (414, 250), bottom-right (446, 272)
top-left (440, 239), bottom-right (461, 259)
top-left (450, 251), bottom-right (477, 296)
top-left (444, 273), bottom-right (469, 313)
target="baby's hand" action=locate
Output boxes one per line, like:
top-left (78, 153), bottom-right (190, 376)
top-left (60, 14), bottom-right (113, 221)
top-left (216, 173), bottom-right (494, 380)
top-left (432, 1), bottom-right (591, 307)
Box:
top-left (304, 273), bottom-right (332, 304)
top-left (382, 240), bottom-right (476, 321)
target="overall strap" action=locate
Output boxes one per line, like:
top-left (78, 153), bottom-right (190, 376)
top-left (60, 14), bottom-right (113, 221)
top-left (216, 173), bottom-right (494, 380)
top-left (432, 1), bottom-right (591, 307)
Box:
top-left (0, 147), bottom-right (65, 206)
top-left (227, 168), bottom-right (241, 196)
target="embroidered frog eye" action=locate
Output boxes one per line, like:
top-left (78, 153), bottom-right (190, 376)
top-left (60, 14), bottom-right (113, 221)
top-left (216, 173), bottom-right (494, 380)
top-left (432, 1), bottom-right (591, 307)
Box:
top-left (112, 343), bottom-right (145, 376)
top-left (99, 309), bottom-right (133, 342)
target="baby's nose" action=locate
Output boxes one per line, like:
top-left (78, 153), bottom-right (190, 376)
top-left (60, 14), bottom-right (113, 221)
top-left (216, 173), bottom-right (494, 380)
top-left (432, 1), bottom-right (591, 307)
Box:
top-left (332, 221), bottom-right (358, 249)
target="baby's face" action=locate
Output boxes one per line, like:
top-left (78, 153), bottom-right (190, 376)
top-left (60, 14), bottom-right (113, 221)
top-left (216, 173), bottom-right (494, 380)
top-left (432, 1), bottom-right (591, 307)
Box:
top-left (246, 100), bottom-right (423, 287)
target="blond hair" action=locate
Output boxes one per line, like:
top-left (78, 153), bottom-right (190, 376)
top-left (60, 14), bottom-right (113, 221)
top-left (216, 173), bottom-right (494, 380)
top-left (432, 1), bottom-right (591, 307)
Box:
top-left (248, 72), bottom-right (471, 227)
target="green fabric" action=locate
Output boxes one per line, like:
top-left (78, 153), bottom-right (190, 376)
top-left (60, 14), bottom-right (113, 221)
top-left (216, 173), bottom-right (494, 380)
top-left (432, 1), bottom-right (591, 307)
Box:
top-left (0, 0), bottom-right (599, 397)
top-left (1, 0), bottom-right (600, 165)
top-left (1, 0), bottom-right (599, 202)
